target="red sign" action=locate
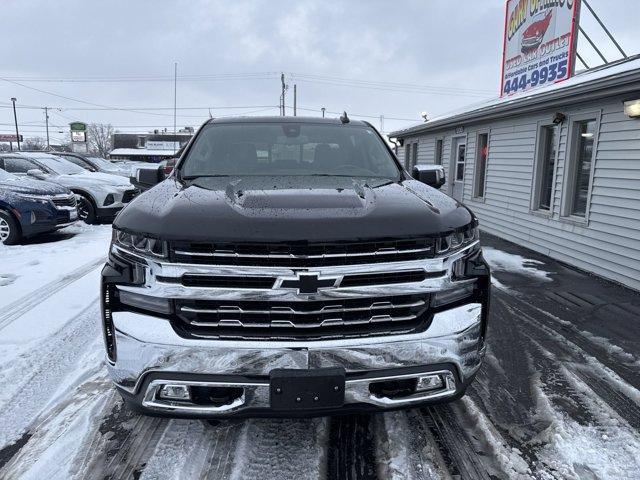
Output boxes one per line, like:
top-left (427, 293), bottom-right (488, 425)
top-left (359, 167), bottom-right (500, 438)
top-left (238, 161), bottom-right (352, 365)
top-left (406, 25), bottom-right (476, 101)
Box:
top-left (500, 0), bottom-right (581, 97)
top-left (0, 134), bottom-right (23, 142)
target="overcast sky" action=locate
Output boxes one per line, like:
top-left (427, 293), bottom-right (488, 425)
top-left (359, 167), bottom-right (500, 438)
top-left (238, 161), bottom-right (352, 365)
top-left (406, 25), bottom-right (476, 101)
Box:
top-left (1, 0), bottom-right (637, 144)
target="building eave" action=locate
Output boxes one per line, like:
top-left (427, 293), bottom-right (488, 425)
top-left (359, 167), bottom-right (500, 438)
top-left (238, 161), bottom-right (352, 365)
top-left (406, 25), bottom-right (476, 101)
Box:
top-left (390, 58), bottom-right (640, 138)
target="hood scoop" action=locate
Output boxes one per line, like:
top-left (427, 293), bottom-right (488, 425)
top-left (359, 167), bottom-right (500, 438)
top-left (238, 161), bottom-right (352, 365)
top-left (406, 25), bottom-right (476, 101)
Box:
top-left (231, 188), bottom-right (367, 210)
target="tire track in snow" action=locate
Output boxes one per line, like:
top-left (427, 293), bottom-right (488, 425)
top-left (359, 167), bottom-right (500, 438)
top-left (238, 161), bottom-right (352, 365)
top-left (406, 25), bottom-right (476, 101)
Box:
top-left (229, 418), bottom-right (329, 480)
top-left (0, 256), bottom-right (104, 331)
top-left (0, 371), bottom-right (112, 480)
top-left (327, 414), bottom-right (378, 480)
top-left (497, 295), bottom-right (640, 430)
top-left (420, 405), bottom-right (492, 480)
top-left (140, 419), bottom-right (243, 480)
top-left (373, 409), bottom-right (449, 480)
top-left (0, 303), bottom-right (103, 449)
top-left (74, 397), bottom-right (169, 480)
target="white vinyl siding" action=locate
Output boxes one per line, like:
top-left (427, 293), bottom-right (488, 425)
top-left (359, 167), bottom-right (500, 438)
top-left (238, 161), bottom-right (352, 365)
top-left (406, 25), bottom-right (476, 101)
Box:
top-left (402, 95), bottom-right (640, 291)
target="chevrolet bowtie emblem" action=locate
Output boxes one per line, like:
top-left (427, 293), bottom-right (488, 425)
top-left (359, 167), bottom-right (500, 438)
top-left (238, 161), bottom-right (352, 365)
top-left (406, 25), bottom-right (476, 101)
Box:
top-left (278, 273), bottom-right (341, 294)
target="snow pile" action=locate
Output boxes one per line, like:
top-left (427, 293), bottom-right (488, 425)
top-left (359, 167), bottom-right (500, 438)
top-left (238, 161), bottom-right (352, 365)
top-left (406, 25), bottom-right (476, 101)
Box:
top-left (483, 247), bottom-right (553, 282)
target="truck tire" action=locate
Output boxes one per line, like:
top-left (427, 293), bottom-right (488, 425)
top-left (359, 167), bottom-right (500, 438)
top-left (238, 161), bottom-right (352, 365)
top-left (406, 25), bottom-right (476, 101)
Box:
top-left (77, 194), bottom-right (97, 224)
top-left (0, 211), bottom-right (21, 245)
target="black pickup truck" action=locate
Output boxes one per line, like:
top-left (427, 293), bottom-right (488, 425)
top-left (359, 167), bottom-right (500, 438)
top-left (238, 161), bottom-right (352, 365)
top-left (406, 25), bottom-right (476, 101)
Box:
top-left (101, 116), bottom-right (490, 417)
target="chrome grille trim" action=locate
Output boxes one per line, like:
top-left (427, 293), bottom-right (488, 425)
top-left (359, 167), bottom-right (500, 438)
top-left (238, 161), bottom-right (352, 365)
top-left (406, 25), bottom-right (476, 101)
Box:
top-left (173, 246), bottom-right (432, 260)
top-left (179, 299), bottom-right (425, 316)
top-left (186, 313), bottom-right (418, 329)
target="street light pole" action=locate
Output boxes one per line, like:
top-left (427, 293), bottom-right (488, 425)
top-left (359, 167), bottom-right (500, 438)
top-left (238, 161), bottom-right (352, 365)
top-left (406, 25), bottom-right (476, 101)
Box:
top-left (11, 97), bottom-right (20, 151)
top-left (44, 107), bottom-right (50, 150)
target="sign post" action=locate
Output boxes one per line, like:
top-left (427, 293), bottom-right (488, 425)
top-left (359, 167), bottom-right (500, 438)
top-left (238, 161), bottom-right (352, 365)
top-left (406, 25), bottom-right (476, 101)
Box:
top-left (500, 0), bottom-right (581, 97)
top-left (70, 122), bottom-right (88, 153)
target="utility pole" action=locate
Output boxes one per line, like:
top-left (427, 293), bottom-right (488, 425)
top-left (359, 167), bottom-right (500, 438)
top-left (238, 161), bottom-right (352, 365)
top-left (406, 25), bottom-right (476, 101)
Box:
top-left (321, 107), bottom-right (326, 118)
top-left (44, 107), bottom-right (50, 150)
top-left (280, 73), bottom-right (286, 116)
top-left (11, 97), bottom-right (20, 151)
top-left (173, 62), bottom-right (178, 136)
top-left (379, 115), bottom-right (384, 133)
top-left (293, 84), bottom-right (297, 116)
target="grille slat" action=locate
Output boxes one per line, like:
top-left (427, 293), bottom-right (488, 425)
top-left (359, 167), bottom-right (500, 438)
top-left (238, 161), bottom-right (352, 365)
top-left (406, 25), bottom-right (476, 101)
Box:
top-left (52, 195), bottom-right (77, 208)
top-left (171, 238), bottom-right (435, 267)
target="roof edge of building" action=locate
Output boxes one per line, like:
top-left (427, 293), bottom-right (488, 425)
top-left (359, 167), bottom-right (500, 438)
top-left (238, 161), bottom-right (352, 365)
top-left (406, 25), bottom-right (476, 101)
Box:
top-left (390, 56), bottom-right (640, 138)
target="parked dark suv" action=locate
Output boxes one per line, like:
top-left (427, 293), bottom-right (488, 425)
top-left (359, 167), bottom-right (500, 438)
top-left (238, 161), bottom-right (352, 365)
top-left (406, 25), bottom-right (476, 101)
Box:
top-left (101, 116), bottom-right (490, 417)
top-left (0, 169), bottom-right (77, 244)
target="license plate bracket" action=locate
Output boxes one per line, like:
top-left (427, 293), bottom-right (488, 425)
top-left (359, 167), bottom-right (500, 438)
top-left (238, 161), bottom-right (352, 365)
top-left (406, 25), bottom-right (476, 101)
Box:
top-left (270, 367), bottom-right (346, 411)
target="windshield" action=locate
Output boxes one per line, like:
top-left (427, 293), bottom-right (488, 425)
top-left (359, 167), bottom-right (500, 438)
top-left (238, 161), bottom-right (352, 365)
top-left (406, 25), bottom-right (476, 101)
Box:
top-left (36, 155), bottom-right (86, 175)
top-left (89, 157), bottom-right (119, 170)
top-left (180, 123), bottom-right (400, 179)
top-left (0, 169), bottom-right (18, 181)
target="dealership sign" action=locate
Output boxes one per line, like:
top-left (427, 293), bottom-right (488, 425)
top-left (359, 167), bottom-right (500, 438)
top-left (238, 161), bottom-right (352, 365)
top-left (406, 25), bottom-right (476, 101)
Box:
top-left (501, 0), bottom-right (581, 96)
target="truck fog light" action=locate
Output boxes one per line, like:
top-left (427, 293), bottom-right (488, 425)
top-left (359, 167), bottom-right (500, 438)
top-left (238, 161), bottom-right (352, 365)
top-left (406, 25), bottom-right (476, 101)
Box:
top-left (159, 384), bottom-right (191, 401)
top-left (416, 374), bottom-right (444, 392)
top-left (118, 290), bottom-right (171, 314)
top-left (432, 282), bottom-right (475, 307)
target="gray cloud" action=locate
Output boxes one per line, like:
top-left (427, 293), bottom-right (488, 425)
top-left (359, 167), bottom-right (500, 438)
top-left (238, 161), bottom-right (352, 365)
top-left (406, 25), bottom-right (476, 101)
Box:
top-left (1, 0), bottom-right (636, 142)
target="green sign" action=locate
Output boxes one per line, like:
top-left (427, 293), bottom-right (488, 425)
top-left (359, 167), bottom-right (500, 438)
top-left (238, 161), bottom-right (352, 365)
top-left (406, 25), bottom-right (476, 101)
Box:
top-left (69, 122), bottom-right (87, 132)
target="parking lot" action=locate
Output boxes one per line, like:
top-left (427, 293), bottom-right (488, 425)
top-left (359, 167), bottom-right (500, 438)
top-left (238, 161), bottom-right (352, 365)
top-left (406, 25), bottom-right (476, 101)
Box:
top-left (0, 225), bottom-right (638, 480)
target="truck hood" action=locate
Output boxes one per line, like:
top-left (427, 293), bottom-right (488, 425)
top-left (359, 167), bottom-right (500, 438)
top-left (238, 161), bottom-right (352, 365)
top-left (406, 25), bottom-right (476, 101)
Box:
top-left (114, 176), bottom-right (474, 242)
top-left (0, 176), bottom-right (70, 196)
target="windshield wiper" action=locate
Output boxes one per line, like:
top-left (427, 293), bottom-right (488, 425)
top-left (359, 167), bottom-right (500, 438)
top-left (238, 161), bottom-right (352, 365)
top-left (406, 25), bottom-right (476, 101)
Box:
top-left (181, 174), bottom-right (231, 180)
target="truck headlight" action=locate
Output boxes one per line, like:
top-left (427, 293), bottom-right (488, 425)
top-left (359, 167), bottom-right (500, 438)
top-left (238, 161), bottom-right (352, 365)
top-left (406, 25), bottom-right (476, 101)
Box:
top-left (112, 228), bottom-right (167, 258)
top-left (436, 223), bottom-right (479, 256)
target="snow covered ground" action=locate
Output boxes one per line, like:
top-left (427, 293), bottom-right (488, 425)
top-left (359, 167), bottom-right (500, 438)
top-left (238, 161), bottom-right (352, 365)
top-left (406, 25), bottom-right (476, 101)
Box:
top-left (0, 226), bottom-right (639, 479)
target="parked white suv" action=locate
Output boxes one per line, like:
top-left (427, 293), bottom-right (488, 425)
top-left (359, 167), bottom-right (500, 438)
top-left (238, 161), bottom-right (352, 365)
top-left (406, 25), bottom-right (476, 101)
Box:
top-left (0, 152), bottom-right (139, 224)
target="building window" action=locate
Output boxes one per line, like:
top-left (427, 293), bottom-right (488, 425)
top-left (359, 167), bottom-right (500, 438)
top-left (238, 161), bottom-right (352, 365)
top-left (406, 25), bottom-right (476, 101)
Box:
top-left (434, 139), bottom-right (443, 165)
top-left (405, 144), bottom-right (411, 169)
top-left (411, 142), bottom-right (418, 169)
top-left (455, 144), bottom-right (466, 181)
top-left (567, 119), bottom-right (597, 218)
top-left (474, 133), bottom-right (488, 198)
top-left (534, 125), bottom-right (558, 211)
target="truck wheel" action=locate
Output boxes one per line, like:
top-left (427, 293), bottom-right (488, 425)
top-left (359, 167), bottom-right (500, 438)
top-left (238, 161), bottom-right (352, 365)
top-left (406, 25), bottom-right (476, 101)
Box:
top-left (0, 211), bottom-right (21, 245)
top-left (77, 194), bottom-right (97, 224)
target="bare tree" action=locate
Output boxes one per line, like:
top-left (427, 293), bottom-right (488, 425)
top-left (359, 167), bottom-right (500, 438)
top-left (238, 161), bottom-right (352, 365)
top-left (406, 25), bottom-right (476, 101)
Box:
top-left (88, 123), bottom-right (114, 158)
top-left (22, 136), bottom-right (46, 151)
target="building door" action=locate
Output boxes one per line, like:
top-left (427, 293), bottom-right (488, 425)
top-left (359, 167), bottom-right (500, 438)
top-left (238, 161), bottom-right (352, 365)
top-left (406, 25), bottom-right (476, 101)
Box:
top-left (449, 138), bottom-right (466, 201)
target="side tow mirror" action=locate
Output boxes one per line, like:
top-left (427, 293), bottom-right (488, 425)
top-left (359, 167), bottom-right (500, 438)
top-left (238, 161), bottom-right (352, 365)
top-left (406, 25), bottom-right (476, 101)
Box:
top-left (27, 168), bottom-right (47, 180)
top-left (412, 165), bottom-right (446, 189)
top-left (131, 166), bottom-right (163, 191)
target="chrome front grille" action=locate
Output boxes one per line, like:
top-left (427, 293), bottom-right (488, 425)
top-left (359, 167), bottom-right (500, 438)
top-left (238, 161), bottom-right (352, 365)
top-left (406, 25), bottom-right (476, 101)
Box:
top-left (170, 238), bottom-right (435, 267)
top-left (52, 195), bottom-right (77, 208)
top-left (173, 294), bottom-right (430, 340)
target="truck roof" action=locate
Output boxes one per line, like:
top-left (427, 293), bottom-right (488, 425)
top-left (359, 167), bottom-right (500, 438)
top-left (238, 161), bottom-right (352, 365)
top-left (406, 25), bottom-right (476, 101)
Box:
top-left (206, 115), bottom-right (369, 126)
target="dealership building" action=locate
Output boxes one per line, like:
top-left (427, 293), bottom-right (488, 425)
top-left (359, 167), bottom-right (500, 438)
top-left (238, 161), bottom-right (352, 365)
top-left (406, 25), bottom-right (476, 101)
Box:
top-left (390, 55), bottom-right (640, 291)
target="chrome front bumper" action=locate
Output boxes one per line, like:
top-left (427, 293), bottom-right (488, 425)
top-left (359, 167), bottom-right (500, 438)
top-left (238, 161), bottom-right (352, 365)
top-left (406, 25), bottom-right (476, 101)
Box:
top-left (108, 302), bottom-right (485, 415)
